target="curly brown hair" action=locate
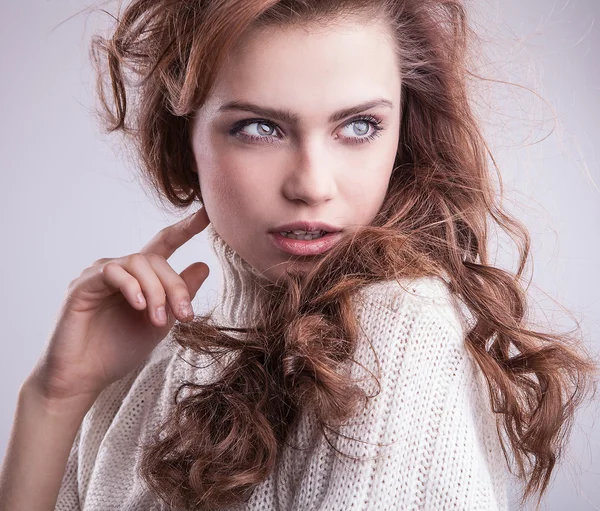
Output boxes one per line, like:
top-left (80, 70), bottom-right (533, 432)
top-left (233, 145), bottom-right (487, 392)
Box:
top-left (89, 0), bottom-right (599, 509)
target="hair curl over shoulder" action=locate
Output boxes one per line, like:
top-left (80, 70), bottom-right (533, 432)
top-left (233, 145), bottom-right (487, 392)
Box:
top-left (89, 0), bottom-right (598, 509)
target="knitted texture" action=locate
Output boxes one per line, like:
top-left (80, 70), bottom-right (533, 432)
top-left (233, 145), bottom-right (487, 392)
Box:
top-left (55, 224), bottom-right (510, 510)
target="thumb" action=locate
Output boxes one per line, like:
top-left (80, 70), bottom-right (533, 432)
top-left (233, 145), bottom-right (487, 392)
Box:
top-left (179, 262), bottom-right (210, 301)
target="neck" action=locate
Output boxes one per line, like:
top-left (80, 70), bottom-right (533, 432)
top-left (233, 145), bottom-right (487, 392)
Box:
top-left (206, 223), bottom-right (272, 330)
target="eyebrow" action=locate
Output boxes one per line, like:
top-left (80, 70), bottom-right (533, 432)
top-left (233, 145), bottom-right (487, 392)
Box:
top-left (217, 98), bottom-right (394, 124)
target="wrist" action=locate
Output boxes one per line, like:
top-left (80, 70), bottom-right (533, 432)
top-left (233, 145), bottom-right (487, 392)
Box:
top-left (20, 374), bottom-right (98, 419)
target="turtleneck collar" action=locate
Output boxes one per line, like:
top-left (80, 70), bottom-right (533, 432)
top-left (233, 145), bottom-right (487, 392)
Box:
top-left (205, 223), bottom-right (272, 331)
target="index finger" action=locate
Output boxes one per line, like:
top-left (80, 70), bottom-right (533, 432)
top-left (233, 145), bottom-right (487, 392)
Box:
top-left (140, 207), bottom-right (210, 259)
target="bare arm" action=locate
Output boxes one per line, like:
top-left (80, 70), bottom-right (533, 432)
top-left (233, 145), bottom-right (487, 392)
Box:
top-left (0, 376), bottom-right (98, 511)
top-left (0, 209), bottom-right (209, 510)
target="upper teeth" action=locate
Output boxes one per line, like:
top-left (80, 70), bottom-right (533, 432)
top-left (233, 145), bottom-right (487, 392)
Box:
top-left (284, 230), bottom-right (323, 235)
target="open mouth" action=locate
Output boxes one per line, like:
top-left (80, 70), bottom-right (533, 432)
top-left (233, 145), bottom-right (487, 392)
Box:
top-left (270, 231), bottom-right (342, 256)
top-left (278, 230), bottom-right (329, 241)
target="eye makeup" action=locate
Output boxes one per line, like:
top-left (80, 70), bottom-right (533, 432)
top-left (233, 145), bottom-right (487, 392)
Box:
top-left (227, 114), bottom-right (386, 145)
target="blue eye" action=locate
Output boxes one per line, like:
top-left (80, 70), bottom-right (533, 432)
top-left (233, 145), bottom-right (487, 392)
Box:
top-left (228, 115), bottom-right (385, 145)
top-left (341, 117), bottom-right (385, 144)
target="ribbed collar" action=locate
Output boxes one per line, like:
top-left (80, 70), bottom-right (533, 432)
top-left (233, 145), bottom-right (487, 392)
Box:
top-left (205, 223), bottom-right (272, 330)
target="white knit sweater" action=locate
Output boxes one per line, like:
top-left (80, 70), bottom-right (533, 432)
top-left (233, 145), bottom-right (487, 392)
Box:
top-left (55, 224), bottom-right (511, 510)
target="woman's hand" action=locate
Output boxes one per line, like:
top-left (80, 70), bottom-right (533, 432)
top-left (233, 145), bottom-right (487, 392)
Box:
top-left (28, 207), bottom-right (211, 405)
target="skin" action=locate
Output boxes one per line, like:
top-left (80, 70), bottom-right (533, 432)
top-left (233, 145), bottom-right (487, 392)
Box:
top-left (190, 16), bottom-right (402, 284)
top-left (2, 15), bottom-right (405, 510)
top-left (3, 18), bottom-right (404, 510)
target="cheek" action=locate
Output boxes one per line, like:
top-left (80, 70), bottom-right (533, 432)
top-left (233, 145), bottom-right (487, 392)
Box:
top-left (340, 147), bottom-right (396, 219)
top-left (346, 151), bottom-right (394, 194)
top-left (198, 146), bottom-right (281, 220)
top-left (210, 153), bottom-right (275, 196)
top-left (194, 132), bottom-right (249, 196)
top-left (345, 174), bottom-right (388, 214)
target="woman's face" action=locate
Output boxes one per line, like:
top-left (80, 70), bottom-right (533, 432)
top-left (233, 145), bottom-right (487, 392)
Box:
top-left (190, 17), bottom-right (401, 283)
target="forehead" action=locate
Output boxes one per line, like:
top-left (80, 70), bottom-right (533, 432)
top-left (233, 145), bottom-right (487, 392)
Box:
top-left (203, 18), bottom-right (400, 117)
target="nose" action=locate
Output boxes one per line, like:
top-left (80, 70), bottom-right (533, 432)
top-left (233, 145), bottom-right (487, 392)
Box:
top-left (281, 138), bottom-right (337, 206)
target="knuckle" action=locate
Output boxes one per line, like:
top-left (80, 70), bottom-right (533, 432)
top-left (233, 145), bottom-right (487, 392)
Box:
top-left (66, 276), bottom-right (80, 293)
top-left (173, 282), bottom-right (191, 301)
top-left (68, 264), bottom-right (95, 290)
top-left (91, 257), bottom-right (111, 267)
top-left (101, 261), bottom-right (120, 274)
top-left (145, 252), bottom-right (165, 265)
top-left (158, 231), bottom-right (178, 252)
top-left (125, 252), bottom-right (146, 266)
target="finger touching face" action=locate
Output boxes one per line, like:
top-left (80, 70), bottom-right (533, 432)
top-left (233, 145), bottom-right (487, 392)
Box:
top-left (190, 15), bottom-right (401, 283)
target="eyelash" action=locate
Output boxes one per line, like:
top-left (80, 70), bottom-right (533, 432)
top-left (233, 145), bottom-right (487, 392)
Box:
top-left (228, 114), bottom-right (385, 145)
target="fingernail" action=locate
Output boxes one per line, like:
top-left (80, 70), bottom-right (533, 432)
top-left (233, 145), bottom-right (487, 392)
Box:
top-left (179, 302), bottom-right (193, 318)
top-left (156, 306), bottom-right (167, 323)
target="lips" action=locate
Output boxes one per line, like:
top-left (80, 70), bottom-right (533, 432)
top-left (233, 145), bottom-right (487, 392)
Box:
top-left (269, 231), bottom-right (342, 256)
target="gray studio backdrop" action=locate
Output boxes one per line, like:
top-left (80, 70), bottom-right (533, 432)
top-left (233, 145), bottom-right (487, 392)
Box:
top-left (1, 1), bottom-right (598, 509)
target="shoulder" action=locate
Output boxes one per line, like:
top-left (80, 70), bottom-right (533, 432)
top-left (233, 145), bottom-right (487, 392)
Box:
top-left (352, 275), bottom-right (472, 346)
top-left (345, 275), bottom-right (483, 408)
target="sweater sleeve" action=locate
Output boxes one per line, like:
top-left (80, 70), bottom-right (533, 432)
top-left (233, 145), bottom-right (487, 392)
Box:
top-left (53, 337), bottom-right (174, 511)
top-left (282, 277), bottom-right (509, 511)
top-left (53, 367), bottom-right (140, 511)
top-left (54, 422), bottom-right (82, 510)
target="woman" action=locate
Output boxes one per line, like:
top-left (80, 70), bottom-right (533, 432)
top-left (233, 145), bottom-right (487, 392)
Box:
top-left (0, 0), bottom-right (597, 510)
